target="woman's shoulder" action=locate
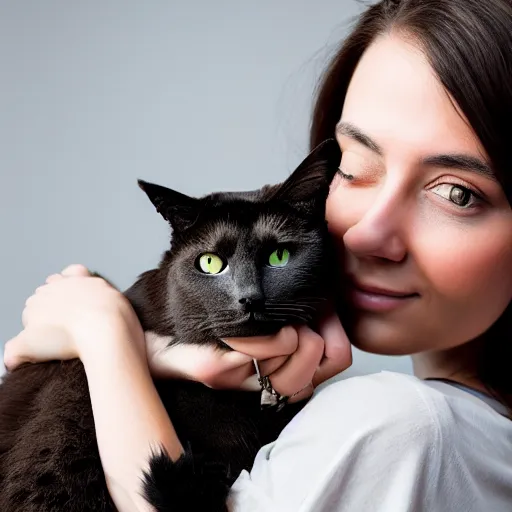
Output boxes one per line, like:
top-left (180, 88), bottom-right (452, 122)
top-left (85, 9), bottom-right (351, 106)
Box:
top-left (254, 372), bottom-right (450, 509)
top-left (290, 371), bottom-right (449, 445)
top-left (314, 370), bottom-right (445, 415)
top-left (237, 374), bottom-right (511, 512)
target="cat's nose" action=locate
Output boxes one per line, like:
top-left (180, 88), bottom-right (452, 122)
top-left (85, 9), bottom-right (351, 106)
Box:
top-left (239, 296), bottom-right (264, 313)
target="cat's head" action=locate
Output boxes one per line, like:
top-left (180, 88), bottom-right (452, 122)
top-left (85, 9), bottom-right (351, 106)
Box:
top-left (131, 139), bottom-right (341, 343)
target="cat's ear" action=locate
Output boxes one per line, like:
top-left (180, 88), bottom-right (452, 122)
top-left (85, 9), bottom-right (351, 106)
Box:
top-left (271, 138), bottom-right (341, 215)
top-left (138, 180), bottom-right (200, 231)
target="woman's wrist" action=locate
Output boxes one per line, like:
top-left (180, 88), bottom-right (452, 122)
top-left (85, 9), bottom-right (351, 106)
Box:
top-left (78, 315), bottom-right (147, 368)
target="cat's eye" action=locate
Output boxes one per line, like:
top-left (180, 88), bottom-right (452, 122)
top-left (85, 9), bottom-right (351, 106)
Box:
top-left (197, 253), bottom-right (226, 274)
top-left (268, 247), bottom-right (290, 267)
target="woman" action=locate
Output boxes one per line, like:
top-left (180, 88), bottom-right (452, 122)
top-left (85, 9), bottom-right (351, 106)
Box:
top-left (5, 0), bottom-right (512, 510)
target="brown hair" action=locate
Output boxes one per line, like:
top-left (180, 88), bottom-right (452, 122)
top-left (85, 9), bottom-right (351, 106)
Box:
top-left (310, 0), bottom-right (512, 408)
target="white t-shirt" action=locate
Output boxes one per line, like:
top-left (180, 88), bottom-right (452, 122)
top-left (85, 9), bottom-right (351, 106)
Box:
top-left (228, 371), bottom-right (512, 512)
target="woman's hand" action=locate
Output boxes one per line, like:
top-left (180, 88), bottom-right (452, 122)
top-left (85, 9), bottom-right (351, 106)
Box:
top-left (4, 264), bottom-right (145, 370)
top-left (144, 310), bottom-right (352, 403)
top-left (228, 313), bottom-right (351, 402)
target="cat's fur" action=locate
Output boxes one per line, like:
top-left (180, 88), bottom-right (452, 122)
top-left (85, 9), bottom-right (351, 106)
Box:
top-left (0, 139), bottom-right (341, 512)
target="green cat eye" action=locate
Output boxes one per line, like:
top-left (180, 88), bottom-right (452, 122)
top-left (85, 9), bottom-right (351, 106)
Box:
top-left (198, 253), bottom-right (225, 274)
top-left (268, 248), bottom-right (290, 267)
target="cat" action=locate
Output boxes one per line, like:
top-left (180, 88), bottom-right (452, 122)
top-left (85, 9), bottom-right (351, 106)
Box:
top-left (0, 138), bottom-right (342, 512)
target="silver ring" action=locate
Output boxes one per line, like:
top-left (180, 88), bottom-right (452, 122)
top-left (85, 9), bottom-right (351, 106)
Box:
top-left (253, 359), bottom-right (289, 411)
top-left (259, 374), bottom-right (289, 411)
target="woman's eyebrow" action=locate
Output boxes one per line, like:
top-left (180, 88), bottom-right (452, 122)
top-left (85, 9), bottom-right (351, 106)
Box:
top-left (336, 121), bottom-right (496, 181)
top-left (422, 154), bottom-right (497, 181)
top-left (336, 121), bottom-right (383, 155)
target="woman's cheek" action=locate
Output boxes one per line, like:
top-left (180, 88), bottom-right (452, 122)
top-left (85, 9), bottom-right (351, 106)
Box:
top-left (415, 218), bottom-right (512, 305)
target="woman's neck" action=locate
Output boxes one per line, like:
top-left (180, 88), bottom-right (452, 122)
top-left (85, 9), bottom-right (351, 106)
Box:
top-left (412, 338), bottom-right (488, 394)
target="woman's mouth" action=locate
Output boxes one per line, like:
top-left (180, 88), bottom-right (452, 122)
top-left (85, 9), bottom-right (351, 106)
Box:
top-left (349, 280), bottom-right (420, 312)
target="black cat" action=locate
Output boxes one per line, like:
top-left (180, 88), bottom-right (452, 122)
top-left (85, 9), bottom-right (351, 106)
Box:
top-left (0, 139), bottom-right (341, 512)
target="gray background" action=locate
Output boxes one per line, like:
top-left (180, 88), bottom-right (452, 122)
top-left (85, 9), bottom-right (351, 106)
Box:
top-left (0, 0), bottom-right (412, 377)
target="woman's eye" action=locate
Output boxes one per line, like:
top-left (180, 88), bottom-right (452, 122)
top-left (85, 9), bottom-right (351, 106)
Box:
top-left (197, 253), bottom-right (226, 274)
top-left (268, 247), bottom-right (290, 267)
top-left (431, 184), bottom-right (479, 208)
top-left (337, 167), bottom-right (354, 181)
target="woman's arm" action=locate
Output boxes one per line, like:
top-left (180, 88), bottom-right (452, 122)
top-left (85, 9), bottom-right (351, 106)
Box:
top-left (81, 323), bottom-right (184, 512)
top-left (8, 270), bottom-right (246, 511)
top-left (6, 266), bottom-right (184, 511)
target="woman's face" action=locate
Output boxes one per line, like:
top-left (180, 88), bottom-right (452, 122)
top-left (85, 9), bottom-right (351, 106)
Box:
top-left (326, 34), bottom-right (512, 356)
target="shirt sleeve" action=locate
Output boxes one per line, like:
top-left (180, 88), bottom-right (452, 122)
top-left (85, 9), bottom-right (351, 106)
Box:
top-left (227, 372), bottom-right (443, 512)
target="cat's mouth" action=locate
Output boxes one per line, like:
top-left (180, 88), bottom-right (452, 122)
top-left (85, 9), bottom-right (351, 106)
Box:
top-left (207, 301), bottom-right (321, 338)
top-left (209, 312), bottom-right (288, 338)
top-left (233, 311), bottom-right (287, 328)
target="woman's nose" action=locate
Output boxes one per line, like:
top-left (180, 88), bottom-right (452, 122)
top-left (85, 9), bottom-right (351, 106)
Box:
top-left (343, 186), bottom-right (408, 263)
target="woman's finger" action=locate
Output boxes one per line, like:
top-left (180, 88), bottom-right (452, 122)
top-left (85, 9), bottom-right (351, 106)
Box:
top-left (4, 325), bottom-right (74, 371)
top-left (186, 348), bottom-right (254, 387)
top-left (313, 313), bottom-right (352, 387)
top-left (21, 302), bottom-right (32, 328)
top-left (223, 325), bottom-right (299, 360)
top-left (61, 264), bottom-right (91, 277)
top-left (267, 325), bottom-right (325, 399)
top-left (255, 355), bottom-right (289, 379)
top-left (145, 332), bottom-right (254, 383)
top-left (237, 355), bottom-right (290, 392)
top-left (22, 289), bottom-right (48, 327)
top-left (221, 327), bottom-right (300, 392)
top-left (4, 335), bottom-right (25, 370)
top-left (204, 361), bottom-right (255, 390)
top-left (46, 274), bottom-right (64, 284)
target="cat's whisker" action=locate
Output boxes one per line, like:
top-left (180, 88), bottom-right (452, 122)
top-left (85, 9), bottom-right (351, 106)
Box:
top-left (265, 304), bottom-right (313, 314)
top-left (264, 303), bottom-right (310, 310)
top-left (295, 295), bottom-right (329, 301)
top-left (265, 304), bottom-right (317, 313)
top-left (264, 311), bottom-right (312, 321)
top-left (267, 297), bottom-right (327, 305)
top-left (182, 312), bottom-right (234, 318)
top-left (264, 312), bottom-right (312, 323)
top-left (182, 314), bottom-right (235, 324)
top-left (295, 299), bottom-right (328, 307)
top-left (194, 317), bottom-right (254, 333)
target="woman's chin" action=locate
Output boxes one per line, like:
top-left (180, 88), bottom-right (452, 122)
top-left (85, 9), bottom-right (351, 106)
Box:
top-left (348, 318), bottom-right (423, 356)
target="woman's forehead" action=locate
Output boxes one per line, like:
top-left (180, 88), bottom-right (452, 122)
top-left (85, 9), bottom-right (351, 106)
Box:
top-left (340, 34), bottom-right (487, 161)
